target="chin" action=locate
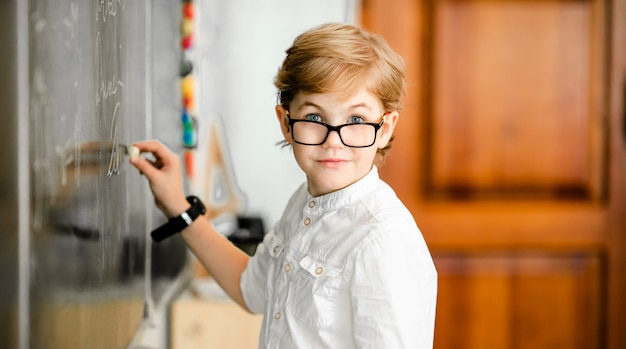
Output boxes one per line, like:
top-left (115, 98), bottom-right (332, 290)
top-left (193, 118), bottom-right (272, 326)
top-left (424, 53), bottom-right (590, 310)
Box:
top-left (309, 177), bottom-right (349, 196)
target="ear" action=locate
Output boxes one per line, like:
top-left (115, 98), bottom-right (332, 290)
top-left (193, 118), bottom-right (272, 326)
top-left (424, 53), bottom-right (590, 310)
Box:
top-left (275, 105), bottom-right (293, 144)
top-left (377, 111), bottom-right (399, 149)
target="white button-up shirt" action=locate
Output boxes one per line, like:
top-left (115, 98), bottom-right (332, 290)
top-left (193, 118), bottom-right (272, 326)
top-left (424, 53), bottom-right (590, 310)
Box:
top-left (241, 167), bottom-right (437, 348)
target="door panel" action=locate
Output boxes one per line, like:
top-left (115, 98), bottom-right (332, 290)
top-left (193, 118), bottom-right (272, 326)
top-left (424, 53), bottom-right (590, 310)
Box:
top-left (435, 252), bottom-right (602, 349)
top-left (429, 0), bottom-right (605, 200)
top-left (361, 0), bottom-right (625, 347)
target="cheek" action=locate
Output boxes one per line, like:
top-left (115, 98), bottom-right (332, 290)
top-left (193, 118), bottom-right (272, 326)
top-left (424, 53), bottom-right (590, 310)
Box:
top-left (354, 147), bottom-right (378, 164)
top-left (292, 145), bottom-right (313, 166)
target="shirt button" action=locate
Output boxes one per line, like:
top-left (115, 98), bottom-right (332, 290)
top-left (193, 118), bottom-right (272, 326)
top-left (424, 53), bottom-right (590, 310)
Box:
top-left (308, 201), bottom-right (316, 208)
top-left (284, 264), bottom-right (291, 272)
top-left (304, 217), bottom-right (311, 225)
top-left (274, 312), bottom-right (282, 320)
top-left (273, 245), bottom-right (281, 254)
top-left (315, 266), bottom-right (323, 275)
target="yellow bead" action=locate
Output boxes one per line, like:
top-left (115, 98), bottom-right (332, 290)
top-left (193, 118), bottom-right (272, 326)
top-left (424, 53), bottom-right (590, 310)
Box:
top-left (181, 18), bottom-right (193, 36)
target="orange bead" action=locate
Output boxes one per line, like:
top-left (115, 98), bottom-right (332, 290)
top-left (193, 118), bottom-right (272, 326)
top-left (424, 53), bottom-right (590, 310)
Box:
top-left (184, 151), bottom-right (195, 178)
top-left (181, 78), bottom-right (195, 111)
top-left (183, 3), bottom-right (194, 19)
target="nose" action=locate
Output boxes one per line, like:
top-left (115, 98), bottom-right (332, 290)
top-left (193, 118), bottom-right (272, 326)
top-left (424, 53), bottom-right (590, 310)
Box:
top-left (322, 129), bottom-right (344, 148)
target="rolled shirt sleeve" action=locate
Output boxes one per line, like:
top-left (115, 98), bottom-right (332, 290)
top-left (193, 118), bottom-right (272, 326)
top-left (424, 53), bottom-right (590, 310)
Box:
top-left (241, 229), bottom-right (276, 314)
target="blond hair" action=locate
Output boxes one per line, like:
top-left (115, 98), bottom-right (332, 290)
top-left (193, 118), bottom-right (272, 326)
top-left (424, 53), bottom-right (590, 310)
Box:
top-left (274, 22), bottom-right (406, 161)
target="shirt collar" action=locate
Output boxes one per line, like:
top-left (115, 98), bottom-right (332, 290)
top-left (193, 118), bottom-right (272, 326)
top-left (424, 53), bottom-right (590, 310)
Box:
top-left (305, 166), bottom-right (380, 212)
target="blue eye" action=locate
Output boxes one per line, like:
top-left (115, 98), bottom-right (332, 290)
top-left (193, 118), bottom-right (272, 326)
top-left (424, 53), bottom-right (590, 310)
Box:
top-left (348, 115), bottom-right (365, 124)
top-left (305, 114), bottom-right (323, 122)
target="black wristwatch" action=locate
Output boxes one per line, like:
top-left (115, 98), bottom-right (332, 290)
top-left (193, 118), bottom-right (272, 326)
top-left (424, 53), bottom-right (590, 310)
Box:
top-left (151, 195), bottom-right (206, 243)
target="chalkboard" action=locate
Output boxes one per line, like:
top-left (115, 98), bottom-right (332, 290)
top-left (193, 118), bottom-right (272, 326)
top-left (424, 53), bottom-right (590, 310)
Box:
top-left (4, 1), bottom-right (188, 348)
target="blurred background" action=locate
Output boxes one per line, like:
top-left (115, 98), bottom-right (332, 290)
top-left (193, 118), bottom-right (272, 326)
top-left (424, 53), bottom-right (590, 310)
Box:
top-left (0, 0), bottom-right (624, 348)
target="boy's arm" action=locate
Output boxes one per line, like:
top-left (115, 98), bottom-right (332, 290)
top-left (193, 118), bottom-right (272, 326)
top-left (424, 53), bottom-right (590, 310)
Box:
top-left (129, 140), bottom-right (251, 311)
top-left (180, 217), bottom-right (251, 311)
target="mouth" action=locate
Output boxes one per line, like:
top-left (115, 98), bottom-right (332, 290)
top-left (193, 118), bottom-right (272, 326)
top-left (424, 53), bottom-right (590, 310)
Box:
top-left (317, 158), bottom-right (348, 168)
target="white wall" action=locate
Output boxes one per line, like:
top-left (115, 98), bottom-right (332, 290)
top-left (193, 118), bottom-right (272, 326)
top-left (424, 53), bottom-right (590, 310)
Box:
top-left (191, 0), bottom-right (358, 230)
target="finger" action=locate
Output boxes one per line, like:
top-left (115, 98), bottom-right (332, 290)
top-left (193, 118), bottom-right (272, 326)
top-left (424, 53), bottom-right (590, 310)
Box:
top-left (132, 140), bottom-right (174, 164)
top-left (144, 158), bottom-right (161, 169)
top-left (130, 154), bottom-right (161, 179)
top-left (153, 158), bottom-right (164, 169)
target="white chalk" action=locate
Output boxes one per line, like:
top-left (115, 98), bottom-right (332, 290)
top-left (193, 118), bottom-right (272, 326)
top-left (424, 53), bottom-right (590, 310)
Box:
top-left (128, 145), bottom-right (140, 158)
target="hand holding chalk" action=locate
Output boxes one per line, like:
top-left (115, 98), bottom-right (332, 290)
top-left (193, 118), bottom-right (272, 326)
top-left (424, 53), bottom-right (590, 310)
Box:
top-left (128, 140), bottom-right (189, 218)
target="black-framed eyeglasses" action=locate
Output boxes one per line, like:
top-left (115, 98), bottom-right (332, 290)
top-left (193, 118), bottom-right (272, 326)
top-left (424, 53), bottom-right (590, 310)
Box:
top-left (286, 111), bottom-right (386, 148)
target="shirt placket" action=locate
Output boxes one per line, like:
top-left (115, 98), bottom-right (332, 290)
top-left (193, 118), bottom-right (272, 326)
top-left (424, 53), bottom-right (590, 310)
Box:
top-left (267, 198), bottom-right (320, 348)
top-left (267, 240), bottom-right (287, 348)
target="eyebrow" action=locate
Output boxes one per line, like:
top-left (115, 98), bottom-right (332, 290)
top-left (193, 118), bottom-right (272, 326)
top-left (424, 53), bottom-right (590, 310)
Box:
top-left (295, 101), bottom-right (374, 113)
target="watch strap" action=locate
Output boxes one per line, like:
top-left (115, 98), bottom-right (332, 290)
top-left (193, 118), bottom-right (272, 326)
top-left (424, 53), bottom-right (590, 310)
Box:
top-left (151, 196), bottom-right (206, 243)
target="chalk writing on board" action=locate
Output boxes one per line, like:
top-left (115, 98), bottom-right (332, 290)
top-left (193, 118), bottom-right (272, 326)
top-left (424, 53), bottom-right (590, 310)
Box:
top-left (97, 0), bottom-right (125, 23)
top-left (107, 102), bottom-right (122, 177)
top-left (94, 28), bottom-right (125, 177)
top-left (95, 32), bottom-right (123, 106)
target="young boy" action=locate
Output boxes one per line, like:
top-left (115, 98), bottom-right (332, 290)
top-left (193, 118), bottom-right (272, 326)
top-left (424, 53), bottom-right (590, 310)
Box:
top-left (130, 22), bottom-right (437, 348)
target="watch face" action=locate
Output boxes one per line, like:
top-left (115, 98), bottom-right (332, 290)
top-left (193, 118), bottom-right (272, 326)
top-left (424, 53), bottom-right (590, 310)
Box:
top-left (187, 195), bottom-right (206, 215)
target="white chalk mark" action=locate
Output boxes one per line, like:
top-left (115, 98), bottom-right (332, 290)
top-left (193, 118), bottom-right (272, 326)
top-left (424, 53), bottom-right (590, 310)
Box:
top-left (107, 102), bottom-right (121, 177)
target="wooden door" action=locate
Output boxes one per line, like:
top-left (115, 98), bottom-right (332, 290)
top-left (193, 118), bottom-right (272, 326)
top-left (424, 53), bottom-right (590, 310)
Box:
top-left (361, 0), bottom-right (626, 348)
